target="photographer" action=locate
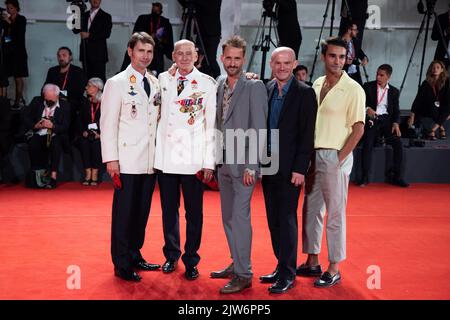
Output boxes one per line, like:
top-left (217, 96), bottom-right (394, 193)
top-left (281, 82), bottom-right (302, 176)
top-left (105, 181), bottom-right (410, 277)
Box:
top-left (22, 84), bottom-right (71, 189)
top-left (276, 0), bottom-right (302, 59)
top-left (72, 0), bottom-right (112, 82)
top-left (120, 2), bottom-right (174, 76)
top-left (79, 77), bottom-right (103, 186)
top-left (1, 0), bottom-right (28, 109)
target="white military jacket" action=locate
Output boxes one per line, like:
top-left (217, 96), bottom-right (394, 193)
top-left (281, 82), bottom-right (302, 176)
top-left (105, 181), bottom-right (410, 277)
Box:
top-left (154, 67), bottom-right (217, 174)
top-left (100, 65), bottom-right (160, 174)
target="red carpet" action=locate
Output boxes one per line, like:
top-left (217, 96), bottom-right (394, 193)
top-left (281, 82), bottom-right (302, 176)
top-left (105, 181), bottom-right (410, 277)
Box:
top-left (0, 182), bottom-right (449, 300)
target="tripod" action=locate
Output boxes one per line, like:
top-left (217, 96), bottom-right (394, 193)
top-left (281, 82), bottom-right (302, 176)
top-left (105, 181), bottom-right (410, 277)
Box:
top-left (179, 2), bottom-right (209, 70)
top-left (309, 0), bottom-right (352, 82)
top-left (400, 1), bottom-right (448, 94)
top-left (247, 6), bottom-right (279, 81)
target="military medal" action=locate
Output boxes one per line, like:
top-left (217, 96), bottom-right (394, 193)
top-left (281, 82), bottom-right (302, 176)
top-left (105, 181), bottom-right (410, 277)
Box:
top-left (128, 85), bottom-right (137, 96)
top-left (191, 79), bottom-right (198, 90)
top-left (176, 92), bottom-right (205, 125)
top-left (131, 103), bottom-right (137, 119)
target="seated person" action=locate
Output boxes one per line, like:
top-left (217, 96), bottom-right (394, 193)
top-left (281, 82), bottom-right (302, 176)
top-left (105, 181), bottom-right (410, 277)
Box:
top-left (293, 65), bottom-right (313, 86)
top-left (22, 84), bottom-right (70, 188)
top-left (79, 77), bottom-right (103, 186)
top-left (358, 64), bottom-right (409, 187)
top-left (408, 60), bottom-right (449, 140)
top-left (44, 46), bottom-right (87, 141)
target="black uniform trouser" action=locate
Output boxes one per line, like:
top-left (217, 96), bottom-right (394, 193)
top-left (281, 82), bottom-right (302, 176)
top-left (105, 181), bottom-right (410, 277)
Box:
top-left (262, 173), bottom-right (301, 281)
top-left (111, 173), bottom-right (156, 270)
top-left (361, 115), bottom-right (403, 179)
top-left (158, 172), bottom-right (204, 267)
top-left (28, 134), bottom-right (63, 172)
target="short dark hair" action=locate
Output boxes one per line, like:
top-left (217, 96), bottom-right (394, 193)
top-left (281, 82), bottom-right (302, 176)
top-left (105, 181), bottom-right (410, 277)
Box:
top-left (127, 32), bottom-right (155, 50)
top-left (321, 36), bottom-right (348, 56)
top-left (293, 65), bottom-right (308, 74)
top-left (5, 0), bottom-right (20, 11)
top-left (57, 46), bottom-right (73, 57)
top-left (377, 64), bottom-right (393, 76)
top-left (222, 35), bottom-right (247, 55)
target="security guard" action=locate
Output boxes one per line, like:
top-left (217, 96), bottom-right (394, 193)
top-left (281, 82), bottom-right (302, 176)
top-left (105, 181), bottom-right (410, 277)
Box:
top-left (154, 39), bottom-right (217, 280)
top-left (100, 32), bottom-right (161, 282)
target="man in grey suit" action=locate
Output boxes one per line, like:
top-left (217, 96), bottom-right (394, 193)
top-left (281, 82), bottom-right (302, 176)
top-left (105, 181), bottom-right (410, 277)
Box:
top-left (210, 36), bottom-right (268, 294)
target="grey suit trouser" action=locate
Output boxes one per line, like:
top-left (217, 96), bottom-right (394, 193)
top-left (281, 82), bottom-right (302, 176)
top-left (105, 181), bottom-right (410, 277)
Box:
top-left (302, 149), bottom-right (353, 264)
top-left (218, 164), bottom-right (255, 279)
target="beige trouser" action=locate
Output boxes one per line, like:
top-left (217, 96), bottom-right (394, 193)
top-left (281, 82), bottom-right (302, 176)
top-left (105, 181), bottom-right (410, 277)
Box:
top-left (302, 149), bottom-right (353, 263)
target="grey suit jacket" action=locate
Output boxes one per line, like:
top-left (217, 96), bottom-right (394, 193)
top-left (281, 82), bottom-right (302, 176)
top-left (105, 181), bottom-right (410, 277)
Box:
top-left (216, 74), bottom-right (268, 177)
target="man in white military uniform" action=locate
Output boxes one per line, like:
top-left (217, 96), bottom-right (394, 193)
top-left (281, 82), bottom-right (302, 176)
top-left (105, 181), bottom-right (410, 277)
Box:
top-left (154, 39), bottom-right (217, 280)
top-left (101, 32), bottom-right (161, 282)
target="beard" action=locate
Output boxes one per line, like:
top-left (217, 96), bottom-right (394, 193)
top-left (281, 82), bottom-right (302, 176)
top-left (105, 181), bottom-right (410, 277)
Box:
top-left (225, 66), bottom-right (242, 77)
top-left (59, 61), bottom-right (70, 68)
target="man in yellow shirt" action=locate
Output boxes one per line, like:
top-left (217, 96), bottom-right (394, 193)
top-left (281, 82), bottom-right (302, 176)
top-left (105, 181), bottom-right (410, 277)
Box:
top-left (298, 37), bottom-right (365, 288)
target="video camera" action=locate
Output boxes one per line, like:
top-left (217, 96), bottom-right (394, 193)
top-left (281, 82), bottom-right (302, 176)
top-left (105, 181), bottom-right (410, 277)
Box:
top-left (66, 0), bottom-right (88, 13)
top-left (262, 0), bottom-right (278, 18)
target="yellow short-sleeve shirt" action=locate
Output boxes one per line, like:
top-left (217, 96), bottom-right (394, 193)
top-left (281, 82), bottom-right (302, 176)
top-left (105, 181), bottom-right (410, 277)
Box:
top-left (312, 71), bottom-right (366, 150)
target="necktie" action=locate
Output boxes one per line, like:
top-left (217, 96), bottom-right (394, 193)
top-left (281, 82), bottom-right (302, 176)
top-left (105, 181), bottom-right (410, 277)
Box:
top-left (177, 76), bottom-right (186, 96)
top-left (143, 76), bottom-right (151, 98)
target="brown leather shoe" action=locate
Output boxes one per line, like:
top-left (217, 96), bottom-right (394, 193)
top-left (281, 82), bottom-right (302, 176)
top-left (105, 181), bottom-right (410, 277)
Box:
top-left (220, 276), bottom-right (252, 294)
top-left (210, 263), bottom-right (234, 279)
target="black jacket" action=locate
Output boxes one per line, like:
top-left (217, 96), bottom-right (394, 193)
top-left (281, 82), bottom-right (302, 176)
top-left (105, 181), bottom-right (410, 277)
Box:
top-left (363, 81), bottom-right (400, 124)
top-left (73, 8), bottom-right (112, 63)
top-left (411, 80), bottom-right (449, 124)
top-left (1, 13), bottom-right (27, 59)
top-left (23, 96), bottom-right (71, 136)
top-left (44, 64), bottom-right (87, 111)
top-left (78, 96), bottom-right (101, 134)
top-left (266, 79), bottom-right (317, 178)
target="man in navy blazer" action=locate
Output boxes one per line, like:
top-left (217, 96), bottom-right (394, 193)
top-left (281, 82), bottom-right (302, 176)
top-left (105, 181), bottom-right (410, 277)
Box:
top-left (259, 47), bottom-right (317, 294)
top-left (358, 64), bottom-right (409, 187)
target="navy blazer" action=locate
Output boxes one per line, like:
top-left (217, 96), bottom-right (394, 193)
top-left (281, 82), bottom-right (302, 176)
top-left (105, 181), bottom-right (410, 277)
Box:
top-left (266, 78), bottom-right (317, 178)
top-left (363, 80), bottom-right (400, 124)
top-left (23, 96), bottom-right (71, 136)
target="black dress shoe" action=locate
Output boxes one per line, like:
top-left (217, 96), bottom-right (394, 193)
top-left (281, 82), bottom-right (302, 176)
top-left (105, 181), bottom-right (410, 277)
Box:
top-left (162, 260), bottom-right (177, 273)
top-left (185, 266), bottom-right (199, 280)
top-left (296, 263), bottom-right (322, 277)
top-left (259, 268), bottom-right (279, 283)
top-left (210, 263), bottom-right (234, 279)
top-left (133, 259), bottom-right (161, 271)
top-left (314, 271), bottom-right (341, 288)
top-left (357, 177), bottom-right (369, 187)
top-left (268, 278), bottom-right (295, 294)
top-left (45, 178), bottom-right (57, 189)
top-left (114, 268), bottom-right (142, 282)
top-left (390, 178), bottom-right (409, 188)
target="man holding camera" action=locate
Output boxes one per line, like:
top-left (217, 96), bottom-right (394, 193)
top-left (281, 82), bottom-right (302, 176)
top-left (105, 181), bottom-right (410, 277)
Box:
top-left (22, 84), bottom-right (71, 189)
top-left (358, 64), bottom-right (409, 188)
top-left (120, 2), bottom-right (174, 76)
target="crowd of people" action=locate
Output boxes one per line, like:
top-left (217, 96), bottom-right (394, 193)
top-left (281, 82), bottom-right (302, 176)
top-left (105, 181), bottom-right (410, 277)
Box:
top-left (0, 0), bottom-right (449, 295)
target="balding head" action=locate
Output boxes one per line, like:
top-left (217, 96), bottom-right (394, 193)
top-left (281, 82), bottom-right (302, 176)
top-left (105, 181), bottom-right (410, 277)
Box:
top-left (271, 47), bottom-right (296, 63)
top-left (173, 39), bottom-right (198, 75)
top-left (270, 47), bottom-right (298, 83)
